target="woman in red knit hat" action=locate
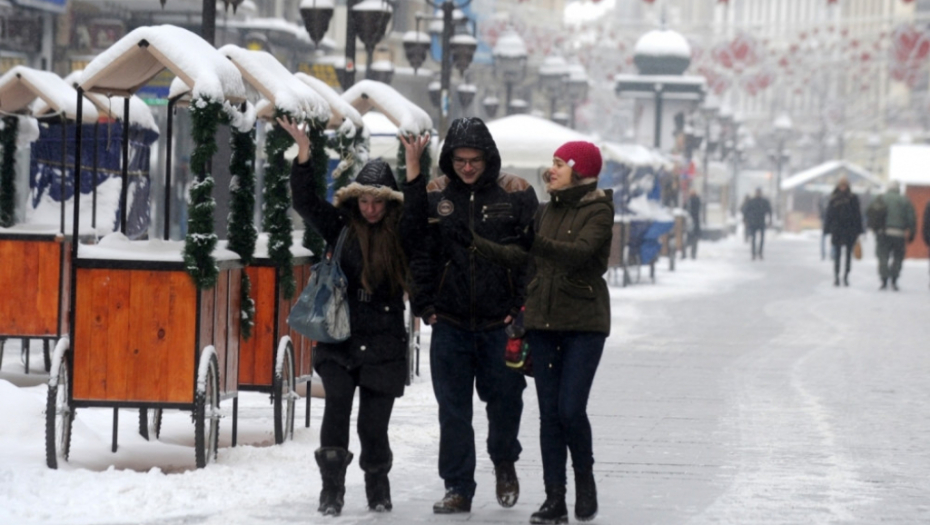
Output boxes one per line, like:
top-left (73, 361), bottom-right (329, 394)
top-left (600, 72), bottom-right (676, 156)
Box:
top-left (470, 140), bottom-right (613, 524)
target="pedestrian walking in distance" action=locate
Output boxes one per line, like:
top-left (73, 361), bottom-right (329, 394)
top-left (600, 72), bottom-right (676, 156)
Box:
top-left (685, 189), bottom-right (701, 259)
top-left (400, 117), bottom-right (539, 515)
top-left (823, 177), bottom-right (863, 286)
top-left (281, 117), bottom-right (417, 516)
top-left (468, 141), bottom-right (612, 524)
top-left (741, 188), bottom-right (772, 260)
top-left (923, 200), bottom-right (930, 288)
top-left (867, 180), bottom-right (916, 291)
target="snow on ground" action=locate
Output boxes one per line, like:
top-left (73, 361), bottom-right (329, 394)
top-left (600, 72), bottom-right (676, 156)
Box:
top-left (1, 231), bottom-right (926, 524)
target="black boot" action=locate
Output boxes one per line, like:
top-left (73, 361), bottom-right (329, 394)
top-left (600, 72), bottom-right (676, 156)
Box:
top-left (574, 469), bottom-right (598, 522)
top-left (495, 461), bottom-right (519, 508)
top-left (363, 458), bottom-right (392, 512)
top-left (530, 485), bottom-right (567, 524)
top-left (834, 275), bottom-right (840, 287)
top-left (315, 447), bottom-right (354, 516)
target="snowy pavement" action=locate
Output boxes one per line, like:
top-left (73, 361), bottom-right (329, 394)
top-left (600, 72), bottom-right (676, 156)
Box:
top-left (1, 232), bottom-right (929, 524)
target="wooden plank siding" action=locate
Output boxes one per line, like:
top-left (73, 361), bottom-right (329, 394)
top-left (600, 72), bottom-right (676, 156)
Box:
top-left (289, 262), bottom-right (314, 379)
top-left (0, 238), bottom-right (67, 337)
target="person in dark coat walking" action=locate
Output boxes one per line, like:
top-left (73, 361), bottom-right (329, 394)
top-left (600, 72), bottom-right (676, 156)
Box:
top-left (281, 117), bottom-right (415, 516)
top-left (685, 189), bottom-right (701, 259)
top-left (466, 141), bottom-right (612, 524)
top-left (741, 188), bottom-right (772, 260)
top-left (400, 118), bottom-right (539, 515)
top-left (823, 177), bottom-right (863, 286)
top-left (923, 200), bottom-right (930, 288)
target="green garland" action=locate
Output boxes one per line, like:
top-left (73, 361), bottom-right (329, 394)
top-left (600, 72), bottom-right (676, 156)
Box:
top-left (263, 109), bottom-right (298, 299)
top-left (395, 132), bottom-right (432, 186)
top-left (183, 96), bottom-right (222, 289)
top-left (227, 124), bottom-right (257, 339)
top-left (303, 117), bottom-right (328, 262)
top-left (0, 116), bottom-right (19, 228)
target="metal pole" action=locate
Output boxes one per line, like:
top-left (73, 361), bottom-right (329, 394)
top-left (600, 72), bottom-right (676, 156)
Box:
top-left (201, 0), bottom-right (216, 45)
top-left (653, 86), bottom-right (663, 148)
top-left (439, 1), bottom-right (454, 140)
top-left (505, 81), bottom-right (513, 115)
top-left (701, 120), bottom-right (710, 226)
top-left (569, 102), bottom-right (576, 130)
top-left (92, 123), bottom-right (99, 230)
top-left (59, 116), bottom-right (66, 235)
top-left (164, 98), bottom-right (176, 241)
top-left (344, 0), bottom-right (358, 89)
top-left (119, 97), bottom-right (130, 235)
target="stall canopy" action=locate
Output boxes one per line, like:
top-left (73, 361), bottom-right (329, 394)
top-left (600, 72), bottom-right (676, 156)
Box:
top-left (0, 66), bottom-right (98, 123)
top-left (341, 79), bottom-right (432, 135)
top-left (485, 114), bottom-right (595, 170)
top-left (781, 160), bottom-right (883, 194)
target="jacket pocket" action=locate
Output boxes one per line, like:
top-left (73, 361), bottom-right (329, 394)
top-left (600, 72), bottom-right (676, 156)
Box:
top-left (481, 203), bottom-right (514, 221)
top-left (559, 276), bottom-right (596, 299)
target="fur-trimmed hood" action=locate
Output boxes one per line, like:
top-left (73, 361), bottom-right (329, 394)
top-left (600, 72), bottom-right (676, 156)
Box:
top-left (333, 159), bottom-right (404, 207)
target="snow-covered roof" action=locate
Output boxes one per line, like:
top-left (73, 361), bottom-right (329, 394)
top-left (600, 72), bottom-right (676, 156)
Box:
top-left (889, 144), bottom-right (930, 185)
top-left (80, 25), bottom-right (246, 103)
top-left (294, 72), bottom-right (364, 130)
top-left (0, 66), bottom-right (99, 123)
top-left (781, 160), bottom-right (884, 191)
top-left (219, 45), bottom-right (329, 122)
top-left (53, 70), bottom-right (159, 132)
top-left (342, 79), bottom-right (432, 135)
top-left (484, 114), bottom-right (595, 169)
top-left (602, 142), bottom-right (673, 169)
top-left (634, 29), bottom-right (691, 58)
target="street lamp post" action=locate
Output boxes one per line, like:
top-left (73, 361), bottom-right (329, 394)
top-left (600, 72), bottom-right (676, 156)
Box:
top-left (772, 113), bottom-right (793, 225)
top-left (492, 27), bottom-right (528, 114)
top-left (699, 97), bottom-right (719, 226)
top-left (404, 0), bottom-right (476, 139)
top-left (565, 63), bottom-right (589, 130)
top-left (538, 55), bottom-right (568, 120)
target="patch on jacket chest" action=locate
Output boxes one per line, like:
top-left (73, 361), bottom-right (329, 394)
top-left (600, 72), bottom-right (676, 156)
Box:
top-left (437, 199), bottom-right (455, 216)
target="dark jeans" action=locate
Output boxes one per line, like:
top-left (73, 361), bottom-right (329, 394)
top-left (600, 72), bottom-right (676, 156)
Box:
top-left (877, 234), bottom-right (906, 282)
top-left (527, 330), bottom-right (606, 487)
top-left (833, 240), bottom-right (855, 277)
top-left (749, 226), bottom-right (766, 258)
top-left (317, 361), bottom-right (396, 471)
top-left (688, 231), bottom-right (699, 259)
top-left (430, 321), bottom-right (526, 499)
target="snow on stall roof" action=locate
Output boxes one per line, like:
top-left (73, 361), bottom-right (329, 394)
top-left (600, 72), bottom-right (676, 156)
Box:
top-left (634, 29), bottom-right (691, 58)
top-left (781, 160), bottom-right (883, 191)
top-left (484, 114), bottom-right (594, 169)
top-left (55, 70), bottom-right (159, 132)
top-left (222, 18), bottom-right (312, 43)
top-left (342, 79), bottom-right (432, 135)
top-left (220, 45), bottom-right (330, 122)
top-left (79, 233), bottom-right (241, 261)
top-left (602, 142), bottom-right (672, 168)
top-left (627, 193), bottom-right (675, 221)
top-left (294, 72), bottom-right (364, 130)
top-left (80, 25), bottom-right (246, 103)
top-left (0, 66), bottom-right (98, 123)
top-left (168, 76), bottom-right (192, 100)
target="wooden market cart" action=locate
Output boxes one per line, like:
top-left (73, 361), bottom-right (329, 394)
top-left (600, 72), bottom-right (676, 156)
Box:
top-left (44, 25), bottom-right (249, 469)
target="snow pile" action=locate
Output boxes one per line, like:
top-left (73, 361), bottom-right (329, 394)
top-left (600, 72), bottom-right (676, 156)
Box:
top-left (26, 177), bottom-right (122, 236)
top-left (219, 45), bottom-right (330, 123)
top-left (342, 79), bottom-right (432, 135)
top-left (0, 66), bottom-right (98, 123)
top-left (634, 29), bottom-right (691, 58)
top-left (295, 72), bottom-right (364, 130)
top-left (625, 194), bottom-right (675, 222)
top-left (79, 232), bottom-right (241, 261)
top-left (169, 76), bottom-right (257, 133)
top-left (81, 25), bottom-right (246, 103)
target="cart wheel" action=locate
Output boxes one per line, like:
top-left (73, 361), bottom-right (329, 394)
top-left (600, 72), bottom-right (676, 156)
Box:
top-left (273, 338), bottom-right (296, 445)
top-left (194, 350), bottom-right (220, 468)
top-left (139, 407), bottom-right (163, 441)
top-left (45, 338), bottom-right (73, 469)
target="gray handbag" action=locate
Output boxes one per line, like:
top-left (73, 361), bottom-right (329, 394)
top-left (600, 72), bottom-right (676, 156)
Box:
top-left (287, 227), bottom-right (350, 343)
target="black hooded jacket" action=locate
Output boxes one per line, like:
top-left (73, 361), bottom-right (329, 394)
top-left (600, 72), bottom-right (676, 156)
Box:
top-left (291, 159), bottom-right (414, 397)
top-left (404, 118), bottom-right (539, 330)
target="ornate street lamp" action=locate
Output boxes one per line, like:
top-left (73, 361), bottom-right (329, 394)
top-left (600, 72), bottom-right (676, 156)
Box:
top-left (564, 63), bottom-right (589, 129)
top-left (492, 27), bottom-right (527, 114)
top-left (508, 98), bottom-right (528, 115)
top-left (299, 0), bottom-right (335, 46)
top-left (699, 96), bottom-right (719, 225)
top-left (482, 94), bottom-right (499, 118)
top-left (368, 59), bottom-right (395, 85)
top-left (428, 81), bottom-right (441, 107)
top-left (457, 83), bottom-right (476, 108)
top-left (402, 31), bottom-right (431, 73)
top-left (352, 0), bottom-right (393, 81)
top-left (538, 55), bottom-right (568, 119)
top-left (773, 113), bottom-right (793, 224)
top-left (404, 0), bottom-right (475, 139)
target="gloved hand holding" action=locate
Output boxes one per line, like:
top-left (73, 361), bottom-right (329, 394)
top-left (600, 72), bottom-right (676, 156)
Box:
top-left (516, 222), bottom-right (535, 251)
top-left (441, 218), bottom-right (473, 247)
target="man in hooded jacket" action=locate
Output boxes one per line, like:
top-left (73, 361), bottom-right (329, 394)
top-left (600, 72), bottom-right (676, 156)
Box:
top-left (401, 118), bottom-right (539, 514)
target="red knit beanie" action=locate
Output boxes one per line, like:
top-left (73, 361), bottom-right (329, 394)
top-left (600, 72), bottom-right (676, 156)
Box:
top-left (553, 141), bottom-right (602, 179)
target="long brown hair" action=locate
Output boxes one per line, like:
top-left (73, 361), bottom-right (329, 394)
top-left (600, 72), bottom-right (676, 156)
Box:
top-left (347, 199), bottom-right (410, 295)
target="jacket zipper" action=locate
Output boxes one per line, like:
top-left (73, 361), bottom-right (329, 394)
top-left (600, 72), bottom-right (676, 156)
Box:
top-left (469, 190), bottom-right (476, 331)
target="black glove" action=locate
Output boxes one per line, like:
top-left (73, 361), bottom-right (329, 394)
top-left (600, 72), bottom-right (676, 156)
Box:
top-left (441, 218), bottom-right (473, 247)
top-left (516, 223), bottom-right (535, 251)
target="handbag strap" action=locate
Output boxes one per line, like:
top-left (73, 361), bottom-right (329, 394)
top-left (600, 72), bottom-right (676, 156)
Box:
top-left (329, 226), bottom-right (349, 264)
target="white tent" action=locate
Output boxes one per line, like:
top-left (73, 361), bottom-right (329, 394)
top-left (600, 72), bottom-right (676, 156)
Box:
top-left (486, 114), bottom-right (595, 170)
top-left (781, 160), bottom-right (883, 194)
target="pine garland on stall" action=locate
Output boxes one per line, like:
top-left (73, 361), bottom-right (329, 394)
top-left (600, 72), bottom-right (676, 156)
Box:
top-left (395, 133), bottom-right (432, 186)
top-left (263, 110), bottom-right (298, 299)
top-left (303, 118), bottom-right (328, 262)
top-left (183, 96), bottom-right (222, 289)
top-left (0, 116), bottom-right (19, 228)
top-left (227, 124), bottom-right (257, 339)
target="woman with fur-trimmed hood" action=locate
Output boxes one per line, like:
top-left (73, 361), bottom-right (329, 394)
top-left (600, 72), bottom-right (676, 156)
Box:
top-left (280, 117), bottom-right (415, 517)
top-left (469, 141), bottom-right (613, 524)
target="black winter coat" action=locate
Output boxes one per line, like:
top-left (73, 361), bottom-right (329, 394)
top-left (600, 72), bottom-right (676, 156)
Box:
top-left (742, 196), bottom-right (772, 230)
top-left (290, 159), bottom-right (411, 397)
top-left (404, 118), bottom-right (539, 331)
top-left (823, 189), bottom-right (863, 246)
top-left (923, 201), bottom-right (930, 247)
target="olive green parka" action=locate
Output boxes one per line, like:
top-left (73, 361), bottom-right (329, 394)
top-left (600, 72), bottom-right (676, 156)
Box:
top-left (472, 180), bottom-right (614, 335)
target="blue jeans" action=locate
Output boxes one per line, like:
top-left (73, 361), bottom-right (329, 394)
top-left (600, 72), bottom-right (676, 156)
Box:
top-left (527, 330), bottom-right (606, 487)
top-left (430, 321), bottom-right (526, 499)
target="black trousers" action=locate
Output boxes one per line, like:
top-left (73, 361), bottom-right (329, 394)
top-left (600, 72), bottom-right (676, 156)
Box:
top-left (833, 240), bottom-right (855, 277)
top-left (749, 226), bottom-right (766, 257)
top-left (317, 361), bottom-right (396, 471)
